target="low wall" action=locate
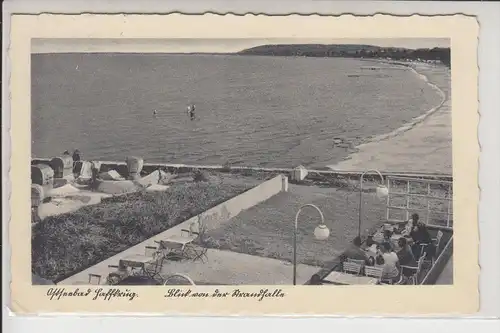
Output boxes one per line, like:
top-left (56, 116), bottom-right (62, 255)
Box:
top-left (58, 174), bottom-right (288, 285)
top-left (421, 236), bottom-right (454, 285)
top-left (31, 158), bottom-right (453, 183)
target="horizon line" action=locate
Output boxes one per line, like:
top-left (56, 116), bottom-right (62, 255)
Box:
top-left (31, 38), bottom-right (451, 54)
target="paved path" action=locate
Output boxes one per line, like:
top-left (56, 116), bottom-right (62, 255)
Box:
top-left (38, 190), bottom-right (111, 219)
top-left (59, 248), bottom-right (319, 285)
top-left (159, 249), bottom-right (319, 285)
top-left (331, 65), bottom-right (452, 174)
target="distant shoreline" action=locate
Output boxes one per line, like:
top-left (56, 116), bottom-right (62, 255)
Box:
top-left (32, 51), bottom-right (449, 68)
top-left (236, 44), bottom-right (451, 68)
top-left (32, 43), bottom-right (451, 68)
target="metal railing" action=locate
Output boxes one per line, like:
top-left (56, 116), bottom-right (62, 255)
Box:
top-left (386, 176), bottom-right (453, 229)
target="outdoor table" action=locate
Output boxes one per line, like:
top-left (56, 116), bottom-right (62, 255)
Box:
top-left (164, 235), bottom-right (196, 247)
top-left (158, 235), bottom-right (197, 260)
top-left (119, 254), bottom-right (155, 275)
top-left (323, 271), bottom-right (379, 285)
top-left (373, 227), bottom-right (407, 244)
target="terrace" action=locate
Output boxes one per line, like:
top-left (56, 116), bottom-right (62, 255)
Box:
top-left (31, 156), bottom-right (453, 286)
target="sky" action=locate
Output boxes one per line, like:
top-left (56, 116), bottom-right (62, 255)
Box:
top-left (31, 38), bottom-right (450, 54)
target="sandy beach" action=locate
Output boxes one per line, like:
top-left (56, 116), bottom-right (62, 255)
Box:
top-left (330, 62), bottom-right (452, 174)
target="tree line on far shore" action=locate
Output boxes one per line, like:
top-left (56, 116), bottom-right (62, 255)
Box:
top-left (237, 44), bottom-right (451, 68)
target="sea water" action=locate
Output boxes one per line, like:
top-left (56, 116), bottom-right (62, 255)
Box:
top-left (31, 54), bottom-right (443, 168)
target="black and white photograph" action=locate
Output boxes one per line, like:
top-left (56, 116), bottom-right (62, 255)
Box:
top-left (29, 37), bottom-right (454, 287)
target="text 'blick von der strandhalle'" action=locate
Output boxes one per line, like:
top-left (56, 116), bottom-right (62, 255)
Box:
top-left (164, 288), bottom-right (285, 301)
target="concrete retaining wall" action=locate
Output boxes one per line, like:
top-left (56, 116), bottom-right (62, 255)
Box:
top-left (58, 174), bottom-right (288, 285)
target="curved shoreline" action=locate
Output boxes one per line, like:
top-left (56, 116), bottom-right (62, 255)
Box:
top-left (352, 61), bottom-right (446, 152)
top-left (328, 60), bottom-right (450, 169)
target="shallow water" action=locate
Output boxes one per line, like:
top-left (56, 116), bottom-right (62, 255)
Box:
top-left (31, 54), bottom-right (442, 168)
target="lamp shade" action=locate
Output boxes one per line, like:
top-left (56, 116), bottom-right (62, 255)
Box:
top-left (376, 185), bottom-right (389, 199)
top-left (314, 224), bottom-right (330, 241)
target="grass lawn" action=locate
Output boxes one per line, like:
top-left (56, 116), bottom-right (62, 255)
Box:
top-left (204, 182), bottom-right (451, 267)
top-left (32, 180), bottom-right (250, 282)
top-left (204, 184), bottom-right (388, 267)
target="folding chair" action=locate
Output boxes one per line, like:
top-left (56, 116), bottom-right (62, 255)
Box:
top-left (189, 243), bottom-right (208, 263)
top-left (347, 258), bottom-right (366, 266)
top-left (343, 262), bottom-right (363, 276)
top-left (401, 252), bottom-right (426, 285)
top-left (145, 245), bottom-right (159, 257)
top-left (181, 228), bottom-right (209, 263)
top-left (364, 266), bottom-right (384, 284)
top-left (433, 231), bottom-right (444, 255)
top-left (381, 271), bottom-right (405, 285)
top-left (418, 243), bottom-right (437, 267)
top-left (106, 264), bottom-right (129, 285)
top-left (155, 240), bottom-right (186, 261)
top-left (88, 273), bottom-right (102, 285)
top-left (143, 246), bottom-right (165, 283)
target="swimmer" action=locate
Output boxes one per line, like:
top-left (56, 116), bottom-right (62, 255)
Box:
top-left (153, 109), bottom-right (157, 116)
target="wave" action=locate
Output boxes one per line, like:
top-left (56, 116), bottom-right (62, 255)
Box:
top-left (338, 61), bottom-right (448, 157)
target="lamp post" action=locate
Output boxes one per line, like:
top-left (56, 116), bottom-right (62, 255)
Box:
top-left (358, 169), bottom-right (389, 238)
top-left (293, 204), bottom-right (330, 285)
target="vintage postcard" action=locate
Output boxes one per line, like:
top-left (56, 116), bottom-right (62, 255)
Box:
top-left (7, 13), bottom-right (479, 315)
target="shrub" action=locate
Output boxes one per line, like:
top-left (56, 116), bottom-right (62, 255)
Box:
top-left (221, 162), bottom-right (232, 173)
top-left (32, 182), bottom-right (250, 282)
top-left (192, 169), bottom-right (210, 182)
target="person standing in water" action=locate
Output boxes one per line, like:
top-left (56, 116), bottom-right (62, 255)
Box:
top-left (72, 149), bottom-right (81, 163)
top-left (187, 104), bottom-right (196, 121)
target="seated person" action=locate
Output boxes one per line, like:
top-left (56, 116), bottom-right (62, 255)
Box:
top-left (396, 237), bottom-right (416, 266)
top-left (380, 242), bottom-right (400, 282)
top-left (411, 224), bottom-right (432, 244)
top-left (408, 214), bottom-right (431, 242)
top-left (373, 255), bottom-right (397, 281)
top-left (410, 218), bottom-right (433, 259)
top-left (367, 256), bottom-right (376, 266)
top-left (342, 236), bottom-right (369, 262)
top-left (374, 255), bottom-right (385, 269)
top-left (364, 236), bottom-right (379, 257)
top-left (405, 213), bottom-right (420, 231)
top-left (382, 230), bottom-right (394, 249)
